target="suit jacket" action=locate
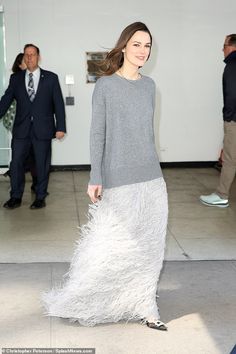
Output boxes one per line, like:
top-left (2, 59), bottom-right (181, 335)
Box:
top-left (223, 51), bottom-right (236, 122)
top-left (0, 68), bottom-right (66, 139)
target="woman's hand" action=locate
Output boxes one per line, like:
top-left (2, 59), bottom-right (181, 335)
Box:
top-left (87, 185), bottom-right (102, 203)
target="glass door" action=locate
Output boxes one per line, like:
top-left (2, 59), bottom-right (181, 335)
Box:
top-left (0, 7), bottom-right (10, 174)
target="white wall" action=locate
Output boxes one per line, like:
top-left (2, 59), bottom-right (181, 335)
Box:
top-left (1, 0), bottom-right (236, 164)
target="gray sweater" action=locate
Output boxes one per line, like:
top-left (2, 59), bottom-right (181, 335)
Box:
top-left (89, 73), bottom-right (162, 189)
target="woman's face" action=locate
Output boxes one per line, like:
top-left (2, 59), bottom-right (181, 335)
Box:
top-left (123, 30), bottom-right (151, 68)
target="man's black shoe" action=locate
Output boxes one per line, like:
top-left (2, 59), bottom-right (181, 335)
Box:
top-left (30, 199), bottom-right (46, 209)
top-left (3, 198), bottom-right (22, 209)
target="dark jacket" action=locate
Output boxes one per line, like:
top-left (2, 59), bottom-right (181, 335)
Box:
top-left (0, 68), bottom-right (66, 139)
top-left (223, 51), bottom-right (236, 122)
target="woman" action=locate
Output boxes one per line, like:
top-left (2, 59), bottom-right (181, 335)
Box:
top-left (3, 53), bottom-right (26, 131)
top-left (43, 22), bottom-right (168, 331)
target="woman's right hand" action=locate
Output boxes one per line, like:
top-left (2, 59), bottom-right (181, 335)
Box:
top-left (87, 185), bottom-right (102, 203)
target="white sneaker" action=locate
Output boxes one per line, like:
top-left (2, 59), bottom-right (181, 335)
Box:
top-left (199, 193), bottom-right (229, 208)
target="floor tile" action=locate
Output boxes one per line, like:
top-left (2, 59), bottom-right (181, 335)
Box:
top-left (1, 168), bottom-right (236, 263)
top-left (0, 263), bottom-right (51, 346)
top-left (168, 216), bottom-right (236, 239)
top-left (175, 237), bottom-right (236, 260)
top-left (1, 261), bottom-right (235, 353)
top-left (168, 201), bottom-right (235, 219)
top-left (164, 233), bottom-right (189, 260)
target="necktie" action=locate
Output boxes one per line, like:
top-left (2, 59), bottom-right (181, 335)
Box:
top-left (28, 73), bottom-right (35, 102)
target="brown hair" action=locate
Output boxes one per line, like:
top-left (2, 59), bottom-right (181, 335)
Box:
top-left (24, 43), bottom-right (40, 55)
top-left (98, 22), bottom-right (152, 76)
top-left (12, 53), bottom-right (24, 73)
top-left (226, 34), bottom-right (236, 47)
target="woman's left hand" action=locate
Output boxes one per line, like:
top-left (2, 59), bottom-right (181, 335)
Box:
top-left (87, 185), bottom-right (102, 203)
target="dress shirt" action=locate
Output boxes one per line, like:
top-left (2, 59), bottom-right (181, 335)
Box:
top-left (25, 67), bottom-right (40, 94)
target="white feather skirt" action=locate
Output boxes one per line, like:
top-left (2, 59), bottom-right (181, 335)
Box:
top-left (42, 177), bottom-right (168, 326)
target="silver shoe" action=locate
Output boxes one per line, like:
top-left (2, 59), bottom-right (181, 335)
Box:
top-left (142, 319), bottom-right (168, 331)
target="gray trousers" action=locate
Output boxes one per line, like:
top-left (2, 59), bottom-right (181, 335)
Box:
top-left (216, 121), bottom-right (236, 199)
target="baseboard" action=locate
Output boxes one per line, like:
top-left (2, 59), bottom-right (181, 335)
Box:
top-left (50, 161), bottom-right (218, 171)
top-left (50, 164), bottom-right (91, 171)
top-left (0, 161), bottom-right (219, 172)
top-left (160, 161), bottom-right (218, 168)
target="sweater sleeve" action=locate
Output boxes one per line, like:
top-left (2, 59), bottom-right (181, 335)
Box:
top-left (151, 79), bottom-right (156, 111)
top-left (151, 79), bottom-right (156, 138)
top-left (52, 74), bottom-right (66, 133)
top-left (89, 78), bottom-right (106, 185)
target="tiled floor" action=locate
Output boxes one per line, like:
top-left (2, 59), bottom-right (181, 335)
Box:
top-left (0, 168), bottom-right (236, 353)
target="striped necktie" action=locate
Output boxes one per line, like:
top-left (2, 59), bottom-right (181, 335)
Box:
top-left (28, 73), bottom-right (35, 102)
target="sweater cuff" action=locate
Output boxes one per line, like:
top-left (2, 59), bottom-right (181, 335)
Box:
top-left (89, 169), bottom-right (102, 186)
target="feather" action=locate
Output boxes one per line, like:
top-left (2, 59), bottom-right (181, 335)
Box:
top-left (42, 177), bottom-right (168, 326)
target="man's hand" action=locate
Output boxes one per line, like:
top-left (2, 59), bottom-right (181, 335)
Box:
top-left (87, 185), bottom-right (102, 203)
top-left (56, 131), bottom-right (65, 139)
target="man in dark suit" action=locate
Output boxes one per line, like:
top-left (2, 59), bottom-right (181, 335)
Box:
top-left (0, 44), bottom-right (66, 209)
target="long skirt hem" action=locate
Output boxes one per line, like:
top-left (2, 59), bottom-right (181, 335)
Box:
top-left (42, 177), bottom-right (168, 327)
